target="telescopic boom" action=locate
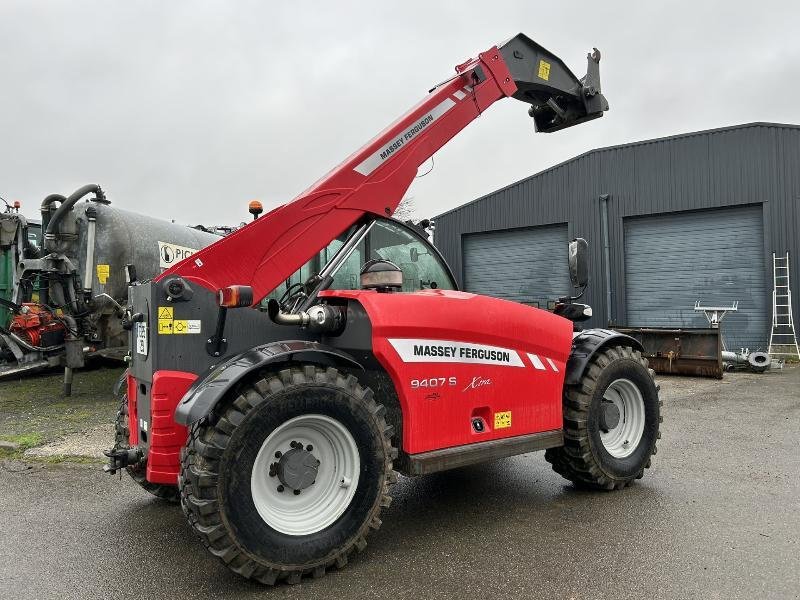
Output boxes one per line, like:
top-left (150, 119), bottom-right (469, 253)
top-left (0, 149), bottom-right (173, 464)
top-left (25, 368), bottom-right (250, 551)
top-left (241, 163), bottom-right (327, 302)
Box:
top-left (156, 34), bottom-right (608, 302)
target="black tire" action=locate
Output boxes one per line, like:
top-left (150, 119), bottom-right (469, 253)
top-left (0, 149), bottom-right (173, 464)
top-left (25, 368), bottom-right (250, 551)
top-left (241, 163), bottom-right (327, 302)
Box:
top-left (545, 345), bottom-right (662, 490)
top-left (179, 365), bottom-right (397, 585)
top-left (114, 395), bottom-right (180, 502)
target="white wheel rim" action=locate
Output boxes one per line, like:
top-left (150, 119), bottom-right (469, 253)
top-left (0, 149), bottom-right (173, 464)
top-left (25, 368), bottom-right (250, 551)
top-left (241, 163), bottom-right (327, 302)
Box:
top-left (599, 378), bottom-right (645, 459)
top-left (250, 414), bottom-right (361, 536)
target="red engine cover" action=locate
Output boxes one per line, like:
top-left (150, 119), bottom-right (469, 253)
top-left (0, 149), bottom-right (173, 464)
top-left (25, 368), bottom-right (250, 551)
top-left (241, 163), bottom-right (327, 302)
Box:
top-left (321, 289), bottom-right (573, 454)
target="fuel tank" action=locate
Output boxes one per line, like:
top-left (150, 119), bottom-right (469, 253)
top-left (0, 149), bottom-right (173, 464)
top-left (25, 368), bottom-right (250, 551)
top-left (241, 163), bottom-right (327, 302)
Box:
top-left (0, 198), bottom-right (221, 379)
top-left (71, 202), bottom-right (221, 304)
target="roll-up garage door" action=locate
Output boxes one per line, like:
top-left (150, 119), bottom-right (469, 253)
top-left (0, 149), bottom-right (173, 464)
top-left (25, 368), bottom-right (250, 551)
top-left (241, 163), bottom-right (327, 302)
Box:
top-left (462, 224), bottom-right (570, 309)
top-left (624, 205), bottom-right (768, 349)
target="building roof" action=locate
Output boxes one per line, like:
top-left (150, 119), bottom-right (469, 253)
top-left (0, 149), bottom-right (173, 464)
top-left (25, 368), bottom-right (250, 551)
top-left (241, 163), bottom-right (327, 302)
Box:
top-left (434, 122), bottom-right (800, 220)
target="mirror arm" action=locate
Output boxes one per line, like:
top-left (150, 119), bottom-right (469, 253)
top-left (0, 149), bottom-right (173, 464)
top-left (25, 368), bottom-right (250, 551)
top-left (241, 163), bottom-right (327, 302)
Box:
top-left (558, 283), bottom-right (587, 304)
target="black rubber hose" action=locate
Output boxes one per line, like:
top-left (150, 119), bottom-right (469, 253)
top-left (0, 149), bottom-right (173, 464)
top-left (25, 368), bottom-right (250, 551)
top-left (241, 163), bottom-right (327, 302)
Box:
top-left (40, 193), bottom-right (66, 233)
top-left (0, 326), bottom-right (64, 352)
top-left (45, 184), bottom-right (104, 237)
top-left (0, 298), bottom-right (22, 313)
top-left (38, 194), bottom-right (68, 306)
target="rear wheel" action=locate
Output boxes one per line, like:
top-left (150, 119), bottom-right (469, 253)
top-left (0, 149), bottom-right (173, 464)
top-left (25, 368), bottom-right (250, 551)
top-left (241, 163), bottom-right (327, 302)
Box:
top-left (114, 395), bottom-right (179, 502)
top-left (545, 345), bottom-right (661, 490)
top-left (179, 365), bottom-right (396, 585)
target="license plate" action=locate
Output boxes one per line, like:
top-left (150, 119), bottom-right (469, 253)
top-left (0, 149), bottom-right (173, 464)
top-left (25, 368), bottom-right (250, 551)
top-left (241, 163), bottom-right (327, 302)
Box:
top-left (135, 322), bottom-right (148, 356)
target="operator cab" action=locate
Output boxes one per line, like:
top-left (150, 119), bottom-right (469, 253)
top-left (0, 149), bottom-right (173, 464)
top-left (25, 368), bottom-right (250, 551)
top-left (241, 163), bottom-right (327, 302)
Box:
top-left (266, 217), bottom-right (456, 310)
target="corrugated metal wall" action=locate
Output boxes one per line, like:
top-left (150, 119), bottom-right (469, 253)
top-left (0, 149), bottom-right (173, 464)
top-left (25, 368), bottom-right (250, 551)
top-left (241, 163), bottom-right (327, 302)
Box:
top-left (433, 123), bottom-right (800, 346)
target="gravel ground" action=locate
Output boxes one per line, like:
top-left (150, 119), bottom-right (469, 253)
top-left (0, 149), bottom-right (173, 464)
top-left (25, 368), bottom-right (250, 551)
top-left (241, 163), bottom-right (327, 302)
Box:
top-left (0, 365), bottom-right (798, 599)
top-left (24, 424), bottom-right (114, 458)
top-left (0, 365), bottom-right (123, 457)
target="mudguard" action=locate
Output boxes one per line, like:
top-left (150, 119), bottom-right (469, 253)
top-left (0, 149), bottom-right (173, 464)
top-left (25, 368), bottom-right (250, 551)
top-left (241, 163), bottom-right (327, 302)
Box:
top-left (174, 340), bottom-right (362, 425)
top-left (564, 328), bottom-right (644, 386)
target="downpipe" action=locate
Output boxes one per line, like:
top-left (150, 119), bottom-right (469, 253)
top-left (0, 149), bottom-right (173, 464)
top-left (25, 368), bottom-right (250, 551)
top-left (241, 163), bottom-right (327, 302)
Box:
top-left (599, 194), bottom-right (612, 324)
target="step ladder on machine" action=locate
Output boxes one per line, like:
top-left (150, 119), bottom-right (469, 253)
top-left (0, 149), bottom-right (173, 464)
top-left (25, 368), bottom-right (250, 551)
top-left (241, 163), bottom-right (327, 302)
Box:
top-left (768, 252), bottom-right (800, 360)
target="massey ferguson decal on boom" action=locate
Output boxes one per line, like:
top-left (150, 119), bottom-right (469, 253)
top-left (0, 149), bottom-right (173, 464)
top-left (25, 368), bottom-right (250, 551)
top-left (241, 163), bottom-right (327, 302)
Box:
top-left (107, 34), bottom-right (662, 586)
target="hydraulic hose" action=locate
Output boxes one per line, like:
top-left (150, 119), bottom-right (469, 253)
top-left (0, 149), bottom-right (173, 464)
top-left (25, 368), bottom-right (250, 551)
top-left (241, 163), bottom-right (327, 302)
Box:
top-left (38, 193), bottom-right (68, 306)
top-left (40, 193), bottom-right (66, 233)
top-left (0, 326), bottom-right (64, 352)
top-left (44, 183), bottom-right (105, 240)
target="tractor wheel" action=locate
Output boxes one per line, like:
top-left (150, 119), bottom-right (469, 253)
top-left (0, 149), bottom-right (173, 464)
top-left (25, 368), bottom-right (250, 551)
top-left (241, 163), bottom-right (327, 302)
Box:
top-left (114, 395), bottom-right (180, 502)
top-left (179, 365), bottom-right (397, 585)
top-left (545, 345), bottom-right (662, 490)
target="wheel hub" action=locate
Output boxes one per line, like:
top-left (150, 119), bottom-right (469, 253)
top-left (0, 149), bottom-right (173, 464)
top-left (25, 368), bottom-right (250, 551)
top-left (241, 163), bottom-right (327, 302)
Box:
top-left (599, 401), bottom-right (621, 431)
top-left (598, 378), bottom-right (646, 459)
top-left (274, 443), bottom-right (320, 491)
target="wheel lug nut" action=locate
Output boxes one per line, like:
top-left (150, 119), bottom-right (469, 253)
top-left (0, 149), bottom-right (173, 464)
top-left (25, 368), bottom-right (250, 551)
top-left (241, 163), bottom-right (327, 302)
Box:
top-left (293, 489), bottom-right (301, 495)
top-left (306, 444), bottom-right (313, 451)
top-left (277, 485), bottom-right (284, 493)
top-left (274, 451), bottom-right (282, 459)
top-left (290, 440), bottom-right (298, 448)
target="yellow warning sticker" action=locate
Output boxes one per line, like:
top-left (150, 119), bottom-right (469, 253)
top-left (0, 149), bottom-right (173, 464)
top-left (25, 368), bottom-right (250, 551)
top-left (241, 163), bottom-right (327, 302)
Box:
top-left (156, 306), bottom-right (200, 335)
top-left (537, 59), bottom-right (551, 81)
top-left (96, 264), bottom-right (110, 284)
top-left (494, 411), bottom-right (512, 429)
top-left (172, 319), bottom-right (201, 334)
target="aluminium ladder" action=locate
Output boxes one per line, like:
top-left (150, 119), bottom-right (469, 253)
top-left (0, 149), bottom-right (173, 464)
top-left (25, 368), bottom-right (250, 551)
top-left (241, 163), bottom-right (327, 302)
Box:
top-left (768, 252), bottom-right (800, 360)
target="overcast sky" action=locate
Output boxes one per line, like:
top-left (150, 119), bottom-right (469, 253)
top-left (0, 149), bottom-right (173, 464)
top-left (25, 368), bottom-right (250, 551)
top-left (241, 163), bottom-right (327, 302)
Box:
top-left (1, 1), bottom-right (799, 226)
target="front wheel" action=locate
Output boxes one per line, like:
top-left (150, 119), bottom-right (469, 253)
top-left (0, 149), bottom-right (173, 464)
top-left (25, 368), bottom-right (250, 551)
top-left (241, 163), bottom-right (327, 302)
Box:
top-left (545, 345), bottom-right (662, 490)
top-left (179, 365), bottom-right (397, 585)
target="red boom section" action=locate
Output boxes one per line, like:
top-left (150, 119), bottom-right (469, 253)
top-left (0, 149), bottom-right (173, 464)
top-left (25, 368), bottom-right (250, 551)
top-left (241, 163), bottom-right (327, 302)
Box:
top-left (321, 289), bottom-right (573, 454)
top-left (156, 47), bottom-right (517, 301)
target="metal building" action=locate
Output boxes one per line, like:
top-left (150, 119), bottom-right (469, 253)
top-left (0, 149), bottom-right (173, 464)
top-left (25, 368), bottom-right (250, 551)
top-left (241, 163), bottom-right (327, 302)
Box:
top-left (433, 122), bottom-right (800, 351)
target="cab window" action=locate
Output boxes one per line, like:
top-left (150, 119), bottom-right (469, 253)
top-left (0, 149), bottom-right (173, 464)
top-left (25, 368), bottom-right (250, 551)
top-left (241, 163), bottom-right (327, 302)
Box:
top-left (265, 219), bottom-right (454, 301)
top-left (365, 220), bottom-right (453, 292)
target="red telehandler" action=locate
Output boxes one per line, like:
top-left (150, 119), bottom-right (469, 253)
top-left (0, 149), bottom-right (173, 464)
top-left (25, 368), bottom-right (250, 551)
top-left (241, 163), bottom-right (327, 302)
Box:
top-left (106, 34), bottom-right (661, 585)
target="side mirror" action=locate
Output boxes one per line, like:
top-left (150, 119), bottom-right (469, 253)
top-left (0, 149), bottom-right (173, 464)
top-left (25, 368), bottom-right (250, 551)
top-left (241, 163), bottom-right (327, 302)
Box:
top-left (568, 238), bottom-right (589, 289)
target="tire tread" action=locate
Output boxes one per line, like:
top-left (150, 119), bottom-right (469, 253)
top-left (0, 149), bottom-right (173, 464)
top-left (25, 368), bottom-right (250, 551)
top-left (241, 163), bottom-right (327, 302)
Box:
top-left (179, 365), bottom-right (397, 585)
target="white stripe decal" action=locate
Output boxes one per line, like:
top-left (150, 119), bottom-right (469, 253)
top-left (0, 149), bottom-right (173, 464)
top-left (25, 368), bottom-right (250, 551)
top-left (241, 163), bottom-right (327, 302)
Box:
top-left (354, 98), bottom-right (456, 176)
top-left (546, 358), bottom-right (559, 372)
top-left (528, 353), bottom-right (546, 370)
top-left (388, 338), bottom-right (525, 367)
top-left (453, 90), bottom-right (466, 100)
